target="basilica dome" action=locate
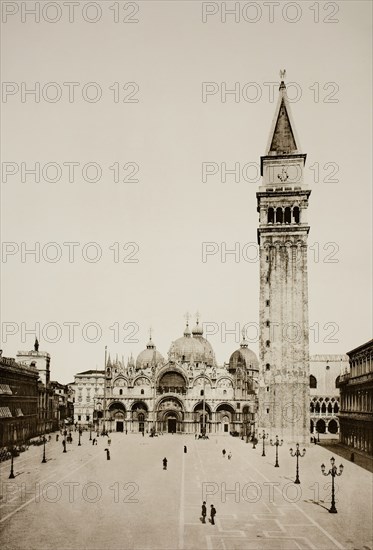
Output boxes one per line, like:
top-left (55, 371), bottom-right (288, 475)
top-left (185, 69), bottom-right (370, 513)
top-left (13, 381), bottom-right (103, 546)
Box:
top-left (136, 337), bottom-right (164, 370)
top-left (192, 320), bottom-right (217, 367)
top-left (169, 323), bottom-right (205, 364)
top-left (229, 333), bottom-right (259, 372)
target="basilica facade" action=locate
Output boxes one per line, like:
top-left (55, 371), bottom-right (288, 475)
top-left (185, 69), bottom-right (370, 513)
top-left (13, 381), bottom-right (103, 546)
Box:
top-left (73, 320), bottom-right (259, 436)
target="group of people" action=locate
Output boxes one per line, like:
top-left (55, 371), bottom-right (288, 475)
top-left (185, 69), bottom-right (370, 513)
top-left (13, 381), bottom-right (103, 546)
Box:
top-left (222, 449), bottom-right (232, 459)
top-left (201, 501), bottom-right (216, 525)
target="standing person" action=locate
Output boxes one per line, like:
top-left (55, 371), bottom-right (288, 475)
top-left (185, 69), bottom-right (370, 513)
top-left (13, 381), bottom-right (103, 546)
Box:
top-left (163, 457), bottom-right (167, 470)
top-left (228, 452), bottom-right (232, 460)
top-left (201, 501), bottom-right (207, 524)
top-left (104, 448), bottom-right (110, 460)
top-left (184, 445), bottom-right (187, 454)
top-left (210, 504), bottom-right (216, 525)
top-left (62, 439), bottom-right (66, 453)
top-left (222, 449), bottom-right (226, 458)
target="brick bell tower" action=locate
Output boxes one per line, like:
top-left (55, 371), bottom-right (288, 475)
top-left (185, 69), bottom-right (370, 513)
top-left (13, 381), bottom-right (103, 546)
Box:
top-left (256, 72), bottom-right (310, 444)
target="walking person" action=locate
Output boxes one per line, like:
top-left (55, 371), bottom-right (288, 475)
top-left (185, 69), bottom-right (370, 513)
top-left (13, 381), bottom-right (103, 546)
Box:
top-left (201, 501), bottom-right (207, 523)
top-left (104, 448), bottom-right (110, 460)
top-left (210, 504), bottom-right (216, 525)
top-left (163, 457), bottom-right (168, 470)
top-left (184, 445), bottom-right (187, 453)
top-left (222, 449), bottom-right (226, 458)
top-left (62, 439), bottom-right (66, 453)
top-left (228, 452), bottom-right (232, 460)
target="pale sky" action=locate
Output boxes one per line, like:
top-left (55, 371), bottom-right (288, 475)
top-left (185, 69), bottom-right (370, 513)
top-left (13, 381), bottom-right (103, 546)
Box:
top-left (1, 1), bottom-right (372, 383)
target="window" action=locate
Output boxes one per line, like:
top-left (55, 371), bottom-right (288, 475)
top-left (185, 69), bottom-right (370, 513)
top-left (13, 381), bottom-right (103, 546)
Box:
top-left (141, 389), bottom-right (144, 395)
top-left (78, 415), bottom-right (81, 421)
top-left (237, 403), bottom-right (240, 409)
top-left (284, 207), bottom-right (291, 224)
top-left (266, 320), bottom-right (270, 327)
top-left (200, 390), bottom-right (204, 396)
top-left (293, 206), bottom-right (300, 223)
top-left (86, 415), bottom-right (90, 421)
top-left (276, 207), bottom-right (283, 223)
top-left (266, 300), bottom-right (270, 306)
top-left (266, 386), bottom-right (269, 392)
top-left (266, 340), bottom-right (270, 347)
top-left (266, 363), bottom-right (270, 371)
top-left (268, 207), bottom-right (274, 223)
top-left (309, 375), bottom-right (317, 389)
top-left (119, 389), bottom-right (123, 395)
top-left (266, 408), bottom-right (269, 414)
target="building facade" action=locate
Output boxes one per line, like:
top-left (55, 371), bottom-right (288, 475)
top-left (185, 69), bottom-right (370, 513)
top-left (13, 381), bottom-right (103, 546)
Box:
top-left (338, 339), bottom-right (373, 456)
top-left (73, 321), bottom-right (259, 436)
top-left (257, 77), bottom-right (310, 443)
top-left (309, 355), bottom-right (349, 436)
top-left (17, 340), bottom-right (57, 433)
top-left (0, 353), bottom-right (39, 447)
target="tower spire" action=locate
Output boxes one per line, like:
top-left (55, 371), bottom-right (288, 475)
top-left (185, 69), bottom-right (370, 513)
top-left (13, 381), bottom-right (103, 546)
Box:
top-left (265, 70), bottom-right (300, 156)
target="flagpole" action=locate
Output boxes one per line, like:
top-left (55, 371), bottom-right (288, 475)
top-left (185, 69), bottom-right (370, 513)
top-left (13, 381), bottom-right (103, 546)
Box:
top-left (103, 345), bottom-right (107, 435)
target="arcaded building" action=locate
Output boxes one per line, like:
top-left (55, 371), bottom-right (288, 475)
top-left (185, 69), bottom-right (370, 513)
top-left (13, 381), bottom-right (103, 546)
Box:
top-left (338, 339), bottom-right (373, 456)
top-left (309, 355), bottom-right (349, 436)
top-left (73, 320), bottom-right (259, 435)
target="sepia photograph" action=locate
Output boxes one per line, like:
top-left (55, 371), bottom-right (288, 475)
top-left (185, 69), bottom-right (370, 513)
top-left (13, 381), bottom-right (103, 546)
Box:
top-left (0, 1), bottom-right (372, 549)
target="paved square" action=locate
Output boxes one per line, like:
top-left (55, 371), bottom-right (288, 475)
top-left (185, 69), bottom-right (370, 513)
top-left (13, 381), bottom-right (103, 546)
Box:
top-left (0, 433), bottom-right (372, 549)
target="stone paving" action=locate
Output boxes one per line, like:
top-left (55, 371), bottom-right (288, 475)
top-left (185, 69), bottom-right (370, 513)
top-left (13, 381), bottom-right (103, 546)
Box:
top-left (0, 432), bottom-right (372, 550)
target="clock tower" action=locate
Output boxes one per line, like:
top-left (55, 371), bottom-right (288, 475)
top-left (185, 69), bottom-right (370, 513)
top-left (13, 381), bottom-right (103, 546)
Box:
top-left (257, 74), bottom-right (310, 443)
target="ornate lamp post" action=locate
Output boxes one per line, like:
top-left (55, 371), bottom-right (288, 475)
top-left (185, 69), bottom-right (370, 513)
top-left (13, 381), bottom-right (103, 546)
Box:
top-left (321, 457), bottom-right (343, 513)
top-left (41, 435), bottom-right (47, 463)
top-left (260, 430), bottom-right (269, 457)
top-left (289, 443), bottom-right (306, 484)
top-left (270, 435), bottom-right (283, 467)
top-left (8, 425), bottom-right (16, 479)
top-left (42, 411), bottom-right (47, 463)
top-left (9, 447), bottom-right (16, 479)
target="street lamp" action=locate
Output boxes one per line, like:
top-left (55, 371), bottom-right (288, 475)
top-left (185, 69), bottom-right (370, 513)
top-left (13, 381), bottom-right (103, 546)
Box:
top-left (260, 430), bottom-right (269, 457)
top-left (42, 411), bottom-right (47, 463)
top-left (289, 443), bottom-right (306, 484)
top-left (41, 435), bottom-right (47, 463)
top-left (270, 435), bottom-right (283, 467)
top-left (89, 423), bottom-right (92, 441)
top-left (9, 447), bottom-right (16, 479)
top-left (8, 424), bottom-right (16, 479)
top-left (321, 457), bottom-right (343, 513)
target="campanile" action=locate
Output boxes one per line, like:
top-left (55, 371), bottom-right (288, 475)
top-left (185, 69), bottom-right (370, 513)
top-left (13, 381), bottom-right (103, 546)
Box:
top-left (257, 73), bottom-right (310, 443)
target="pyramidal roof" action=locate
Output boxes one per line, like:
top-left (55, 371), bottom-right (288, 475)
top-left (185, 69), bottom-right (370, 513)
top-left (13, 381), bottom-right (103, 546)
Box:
top-left (265, 80), bottom-right (302, 156)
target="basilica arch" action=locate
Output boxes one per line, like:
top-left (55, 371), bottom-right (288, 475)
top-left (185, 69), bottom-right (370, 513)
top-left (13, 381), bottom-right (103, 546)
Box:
top-left (193, 401), bottom-right (212, 434)
top-left (155, 395), bottom-right (185, 433)
top-left (215, 403), bottom-right (236, 434)
top-left (131, 401), bottom-right (149, 433)
top-left (108, 401), bottom-right (126, 433)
